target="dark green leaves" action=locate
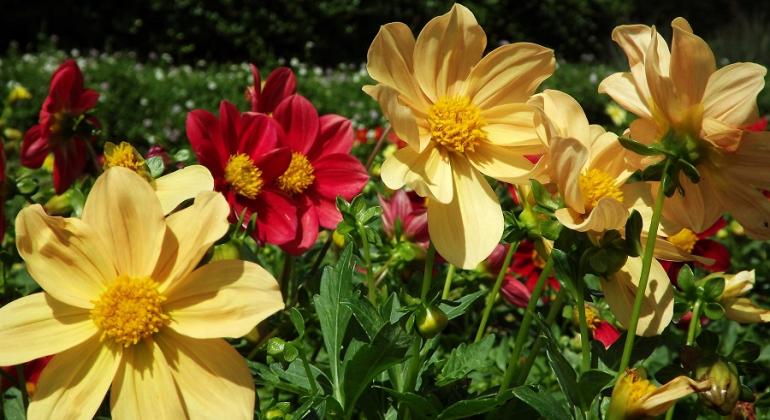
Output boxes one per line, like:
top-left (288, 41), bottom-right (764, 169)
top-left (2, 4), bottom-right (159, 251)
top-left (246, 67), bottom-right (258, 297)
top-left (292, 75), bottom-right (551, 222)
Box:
top-left (436, 334), bottom-right (495, 386)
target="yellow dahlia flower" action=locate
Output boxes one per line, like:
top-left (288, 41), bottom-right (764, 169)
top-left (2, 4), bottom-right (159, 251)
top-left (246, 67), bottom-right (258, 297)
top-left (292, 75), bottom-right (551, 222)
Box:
top-left (364, 3), bottom-right (554, 268)
top-left (719, 270), bottom-right (770, 323)
top-left (0, 167), bottom-right (283, 419)
top-left (608, 368), bottom-right (710, 420)
top-left (103, 141), bottom-right (214, 214)
top-left (599, 17), bottom-right (770, 238)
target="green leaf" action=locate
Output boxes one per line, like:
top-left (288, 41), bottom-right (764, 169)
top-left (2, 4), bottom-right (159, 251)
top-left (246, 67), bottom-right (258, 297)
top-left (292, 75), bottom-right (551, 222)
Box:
top-left (313, 244), bottom-right (355, 405)
top-left (380, 293), bottom-right (404, 324)
top-left (701, 277), bottom-right (725, 301)
top-left (288, 307), bottom-right (305, 338)
top-left (530, 179), bottom-right (559, 211)
top-left (624, 210), bottom-right (643, 257)
top-left (436, 334), bottom-right (495, 386)
top-left (512, 386), bottom-right (572, 419)
top-left (703, 302), bottom-right (725, 320)
top-left (378, 388), bottom-right (442, 420)
top-left (731, 341), bottom-right (761, 362)
top-left (146, 156), bottom-right (165, 178)
top-left (535, 316), bottom-right (581, 408)
top-left (342, 324), bottom-right (412, 415)
top-left (551, 248), bottom-right (577, 297)
top-left (677, 265), bottom-right (696, 295)
top-left (342, 295), bottom-right (385, 341)
top-left (439, 290), bottom-right (485, 320)
top-left (437, 390), bottom-right (517, 420)
top-left (3, 387), bottom-right (26, 420)
top-left (618, 136), bottom-right (662, 156)
top-left (678, 159), bottom-right (700, 184)
top-left (269, 360), bottom-right (325, 394)
top-left (578, 370), bottom-right (614, 409)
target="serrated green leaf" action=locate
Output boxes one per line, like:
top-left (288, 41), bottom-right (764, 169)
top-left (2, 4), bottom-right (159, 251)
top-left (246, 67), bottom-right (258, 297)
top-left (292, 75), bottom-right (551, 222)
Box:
top-left (436, 334), bottom-right (495, 386)
top-left (439, 290), bottom-right (485, 320)
top-left (342, 295), bottom-right (385, 341)
top-left (512, 386), bottom-right (572, 419)
top-left (436, 390), bottom-right (517, 420)
top-left (535, 316), bottom-right (581, 408)
top-left (378, 388), bottom-right (442, 420)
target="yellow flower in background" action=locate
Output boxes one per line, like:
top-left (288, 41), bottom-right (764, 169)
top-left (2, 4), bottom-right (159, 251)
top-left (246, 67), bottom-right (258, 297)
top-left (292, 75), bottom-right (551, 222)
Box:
top-left (718, 270), bottom-right (770, 323)
top-left (599, 17), bottom-right (770, 239)
top-left (0, 167), bottom-right (284, 419)
top-left (608, 369), bottom-right (710, 420)
top-left (103, 141), bottom-right (214, 214)
top-left (7, 85), bottom-right (32, 103)
top-left (605, 102), bottom-right (628, 127)
top-left (364, 3), bottom-right (555, 268)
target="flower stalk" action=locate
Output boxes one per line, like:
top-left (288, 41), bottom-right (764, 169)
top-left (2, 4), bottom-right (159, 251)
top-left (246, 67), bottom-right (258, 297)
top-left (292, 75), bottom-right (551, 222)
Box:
top-left (441, 264), bottom-right (456, 300)
top-left (576, 283), bottom-right (591, 372)
top-left (475, 241), bottom-right (519, 342)
top-left (687, 299), bottom-right (703, 346)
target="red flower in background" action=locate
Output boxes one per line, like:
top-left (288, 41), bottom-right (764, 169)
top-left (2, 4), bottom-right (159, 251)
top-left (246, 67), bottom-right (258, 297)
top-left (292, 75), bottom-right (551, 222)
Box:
top-left (186, 100), bottom-right (297, 245)
top-left (489, 241), bottom-right (560, 308)
top-left (247, 64), bottom-right (296, 114)
top-left (379, 190), bottom-right (429, 247)
top-left (271, 95), bottom-right (369, 254)
top-left (1, 356), bottom-right (51, 396)
top-left (660, 219), bottom-right (730, 282)
top-left (21, 60), bottom-right (99, 193)
top-left (744, 116), bottom-right (767, 132)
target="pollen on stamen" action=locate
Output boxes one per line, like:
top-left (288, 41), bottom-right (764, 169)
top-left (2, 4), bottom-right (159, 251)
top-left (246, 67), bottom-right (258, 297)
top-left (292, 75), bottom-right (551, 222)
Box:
top-left (90, 276), bottom-right (169, 347)
top-left (579, 168), bottom-right (624, 211)
top-left (428, 96), bottom-right (487, 153)
top-left (668, 228), bottom-right (698, 253)
top-left (277, 152), bottom-right (315, 194)
top-left (224, 153), bottom-right (264, 199)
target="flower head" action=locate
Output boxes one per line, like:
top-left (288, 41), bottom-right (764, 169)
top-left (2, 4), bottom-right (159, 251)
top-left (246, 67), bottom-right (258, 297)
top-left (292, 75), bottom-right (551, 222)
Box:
top-left (378, 189), bottom-right (428, 247)
top-left (247, 64), bottom-right (297, 114)
top-left (186, 100), bottom-right (297, 246)
top-left (0, 167), bottom-right (284, 419)
top-left (717, 270), bottom-right (770, 323)
top-left (600, 17), bottom-right (770, 239)
top-left (270, 95), bottom-right (369, 254)
top-left (21, 59), bottom-right (100, 193)
top-left (608, 368), bottom-right (711, 419)
top-left (364, 3), bottom-right (554, 268)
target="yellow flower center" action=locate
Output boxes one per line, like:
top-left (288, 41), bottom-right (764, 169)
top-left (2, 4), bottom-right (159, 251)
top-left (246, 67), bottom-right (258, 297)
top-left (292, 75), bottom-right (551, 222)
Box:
top-left (277, 152), bottom-right (315, 194)
top-left (225, 153), bottom-right (264, 199)
top-left (573, 304), bottom-right (601, 332)
top-left (49, 112), bottom-right (66, 135)
top-left (531, 249), bottom-right (546, 269)
top-left (622, 369), bottom-right (658, 405)
top-left (579, 168), bottom-right (624, 211)
top-left (103, 142), bottom-right (149, 178)
top-left (668, 228), bottom-right (698, 253)
top-left (91, 276), bottom-right (169, 347)
top-left (428, 96), bottom-right (487, 153)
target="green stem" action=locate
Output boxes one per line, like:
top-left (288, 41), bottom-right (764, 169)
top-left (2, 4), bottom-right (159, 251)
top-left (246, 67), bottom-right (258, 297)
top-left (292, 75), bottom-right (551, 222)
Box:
top-left (15, 365), bottom-right (28, 410)
top-left (441, 264), bottom-right (456, 300)
top-left (358, 224), bottom-right (375, 303)
top-left (617, 165), bottom-right (670, 375)
top-left (664, 405), bottom-right (676, 420)
top-left (309, 234), bottom-right (333, 277)
top-left (576, 283), bottom-right (591, 373)
top-left (280, 254), bottom-right (294, 304)
top-left (421, 243), bottom-right (436, 300)
top-left (686, 300), bottom-right (703, 346)
top-left (398, 338), bottom-right (423, 420)
top-left (515, 288), bottom-right (567, 385)
top-left (299, 348), bottom-right (319, 395)
top-left (365, 125), bottom-right (391, 170)
top-left (499, 254), bottom-right (554, 393)
top-left (475, 241), bottom-right (519, 342)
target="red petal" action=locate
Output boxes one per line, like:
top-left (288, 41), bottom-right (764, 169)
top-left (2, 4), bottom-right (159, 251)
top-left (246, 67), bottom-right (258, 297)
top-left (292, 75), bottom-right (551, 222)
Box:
top-left (311, 153), bottom-right (368, 200)
top-left (259, 67), bottom-right (297, 114)
top-left (698, 218), bottom-right (727, 238)
top-left (185, 109), bottom-right (226, 177)
top-left (592, 322), bottom-right (621, 350)
top-left (281, 197), bottom-right (320, 255)
top-left (20, 125), bottom-right (49, 168)
top-left (255, 147), bottom-right (292, 183)
top-left (693, 239), bottom-right (731, 272)
top-left (48, 60), bottom-right (83, 111)
top-left (218, 101), bottom-right (242, 154)
top-left (72, 89), bottom-right (99, 114)
top-left (310, 195), bottom-right (342, 229)
top-left (248, 64), bottom-right (261, 112)
top-left (251, 190), bottom-right (299, 246)
top-left (52, 139), bottom-right (87, 194)
top-left (240, 114), bottom-right (280, 162)
top-left (273, 95), bottom-right (319, 155)
top-left (307, 114), bottom-right (354, 159)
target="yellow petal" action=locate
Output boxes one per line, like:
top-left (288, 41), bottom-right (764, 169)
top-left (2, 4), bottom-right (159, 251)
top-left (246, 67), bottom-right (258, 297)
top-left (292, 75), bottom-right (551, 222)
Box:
top-left (81, 167), bottom-right (166, 277)
top-left (669, 17), bottom-right (715, 106)
top-left (721, 131), bottom-right (770, 190)
top-left (413, 4), bottom-right (486, 101)
top-left (156, 330), bottom-right (255, 420)
top-left (465, 42), bottom-right (554, 108)
top-left (535, 90), bottom-right (590, 144)
top-left (638, 376), bottom-right (712, 416)
top-left (722, 270), bottom-right (755, 299)
top-left (153, 165), bottom-right (214, 215)
top-left (598, 72), bottom-right (653, 119)
top-left (602, 257), bottom-right (674, 336)
top-left (644, 26), bottom-right (682, 125)
top-left (701, 117), bottom-right (743, 151)
top-left (712, 179), bottom-right (770, 240)
top-left (166, 260), bottom-right (284, 339)
top-left (366, 22), bottom-right (430, 112)
top-left (481, 103), bottom-right (543, 150)
top-left (723, 298), bottom-right (770, 323)
top-left (380, 144), bottom-right (453, 204)
top-left (110, 340), bottom-right (185, 420)
top-left (466, 141), bottom-right (536, 184)
top-left (610, 23), bottom-right (670, 109)
top-left (657, 170), bottom-right (724, 235)
top-left (15, 205), bottom-right (114, 308)
top-left (363, 84), bottom-right (427, 151)
top-left (703, 62), bottom-right (766, 127)
top-left (154, 191), bottom-right (230, 294)
top-left (587, 131), bottom-right (634, 181)
top-left (555, 197), bottom-right (628, 233)
top-left (548, 136), bottom-right (588, 213)
top-left (28, 338), bottom-right (120, 420)
top-left (427, 156), bottom-right (502, 269)
top-left (0, 293), bottom-right (96, 366)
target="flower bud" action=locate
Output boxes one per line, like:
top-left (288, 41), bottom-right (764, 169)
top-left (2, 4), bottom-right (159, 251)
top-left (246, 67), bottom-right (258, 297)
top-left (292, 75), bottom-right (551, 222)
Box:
top-left (211, 240), bottom-right (241, 261)
top-left (696, 359), bottom-right (740, 415)
top-left (44, 190), bottom-right (74, 215)
top-left (415, 305), bottom-right (448, 338)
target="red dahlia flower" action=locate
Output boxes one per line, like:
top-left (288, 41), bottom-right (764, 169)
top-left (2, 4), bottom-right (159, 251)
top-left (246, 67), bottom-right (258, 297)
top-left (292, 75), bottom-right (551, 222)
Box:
top-left (660, 219), bottom-right (730, 282)
top-left (21, 59), bottom-right (100, 193)
top-left (379, 189), bottom-right (429, 248)
top-left (247, 64), bottom-right (297, 114)
top-left (271, 95), bottom-right (369, 254)
top-left (186, 100), bottom-right (297, 245)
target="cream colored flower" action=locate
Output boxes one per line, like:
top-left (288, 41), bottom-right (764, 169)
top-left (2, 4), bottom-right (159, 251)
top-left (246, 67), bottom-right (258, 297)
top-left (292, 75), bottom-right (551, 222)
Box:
top-left (599, 17), bottom-right (770, 239)
top-left (363, 3), bottom-right (554, 268)
top-left (0, 167), bottom-right (284, 419)
top-left (103, 141), bottom-right (214, 214)
top-left (608, 368), bottom-right (711, 419)
top-left (719, 270), bottom-right (770, 323)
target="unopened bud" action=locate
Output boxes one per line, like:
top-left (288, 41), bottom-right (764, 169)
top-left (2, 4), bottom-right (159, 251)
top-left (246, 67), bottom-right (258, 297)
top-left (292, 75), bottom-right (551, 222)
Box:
top-left (696, 359), bottom-right (740, 415)
top-left (415, 305), bottom-right (448, 338)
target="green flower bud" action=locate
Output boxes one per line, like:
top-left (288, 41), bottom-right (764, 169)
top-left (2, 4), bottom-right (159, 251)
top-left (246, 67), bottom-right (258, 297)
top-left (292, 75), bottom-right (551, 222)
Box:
top-left (267, 337), bottom-right (287, 357)
top-left (696, 359), bottom-right (741, 415)
top-left (415, 305), bottom-right (448, 338)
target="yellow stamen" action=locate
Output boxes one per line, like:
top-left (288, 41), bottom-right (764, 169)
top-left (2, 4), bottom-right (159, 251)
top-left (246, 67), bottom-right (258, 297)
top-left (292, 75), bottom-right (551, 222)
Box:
top-left (668, 228), bottom-right (698, 253)
top-left (579, 168), bottom-right (624, 211)
top-left (103, 141), bottom-right (150, 179)
top-left (49, 112), bottom-right (66, 135)
top-left (277, 152), bottom-right (315, 194)
top-left (573, 304), bottom-right (602, 331)
top-left (225, 153), bottom-right (264, 199)
top-left (622, 369), bottom-right (658, 404)
top-left (428, 96), bottom-right (487, 153)
top-left (531, 249), bottom-right (546, 269)
top-left (91, 276), bottom-right (169, 347)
